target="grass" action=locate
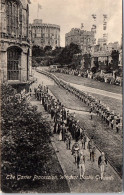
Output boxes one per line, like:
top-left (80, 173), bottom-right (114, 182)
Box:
top-left (88, 93), bottom-right (122, 116)
top-left (53, 72), bottom-right (122, 94)
top-left (48, 85), bottom-right (123, 177)
top-left (52, 72), bottom-right (122, 116)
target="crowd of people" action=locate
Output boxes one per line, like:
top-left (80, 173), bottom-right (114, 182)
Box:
top-left (32, 83), bottom-right (108, 180)
top-left (58, 79), bottom-right (122, 133)
top-left (50, 68), bottom-right (88, 77)
top-left (50, 67), bottom-right (122, 86)
top-left (39, 69), bottom-right (122, 134)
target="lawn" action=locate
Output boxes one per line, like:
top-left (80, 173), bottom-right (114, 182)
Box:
top-left (48, 85), bottom-right (123, 177)
top-left (53, 73), bottom-right (122, 94)
top-left (87, 92), bottom-right (122, 116)
top-left (52, 73), bottom-right (122, 116)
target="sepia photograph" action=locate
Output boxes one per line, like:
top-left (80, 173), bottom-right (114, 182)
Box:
top-left (0, 0), bottom-right (123, 193)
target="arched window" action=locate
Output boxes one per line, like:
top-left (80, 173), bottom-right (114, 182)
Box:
top-left (7, 47), bottom-right (22, 80)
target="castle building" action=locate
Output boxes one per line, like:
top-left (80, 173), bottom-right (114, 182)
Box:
top-left (0, 0), bottom-right (32, 84)
top-left (65, 28), bottom-right (95, 54)
top-left (107, 42), bottom-right (120, 52)
top-left (29, 19), bottom-right (60, 49)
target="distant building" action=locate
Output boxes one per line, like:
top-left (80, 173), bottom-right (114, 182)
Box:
top-left (65, 28), bottom-right (95, 54)
top-left (0, 0), bottom-right (32, 84)
top-left (90, 40), bottom-right (121, 71)
top-left (98, 38), bottom-right (107, 46)
top-left (107, 42), bottom-right (120, 52)
top-left (91, 50), bottom-right (111, 70)
top-left (29, 19), bottom-right (60, 49)
top-left (97, 38), bottom-right (107, 51)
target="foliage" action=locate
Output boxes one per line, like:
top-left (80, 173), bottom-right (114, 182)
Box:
top-left (55, 43), bottom-right (81, 65)
top-left (1, 84), bottom-right (52, 192)
top-left (83, 53), bottom-right (91, 69)
top-left (32, 45), bottom-right (45, 57)
top-left (91, 66), bottom-right (97, 74)
top-left (44, 45), bottom-right (52, 53)
top-left (32, 57), bottom-right (39, 67)
top-left (51, 47), bottom-right (63, 57)
top-left (111, 50), bottom-right (119, 70)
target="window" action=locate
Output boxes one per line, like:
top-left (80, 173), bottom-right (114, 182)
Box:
top-left (6, 0), bottom-right (23, 36)
top-left (35, 30), bottom-right (37, 38)
top-left (7, 47), bottom-right (21, 80)
top-left (6, 2), bottom-right (12, 34)
top-left (19, 5), bottom-right (22, 36)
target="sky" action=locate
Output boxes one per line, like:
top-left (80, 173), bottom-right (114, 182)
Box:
top-left (29, 0), bottom-right (122, 47)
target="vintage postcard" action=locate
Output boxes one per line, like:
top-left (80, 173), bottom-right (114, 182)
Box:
top-left (0, 0), bottom-right (123, 193)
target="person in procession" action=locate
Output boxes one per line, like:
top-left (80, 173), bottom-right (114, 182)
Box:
top-left (79, 150), bottom-right (86, 179)
top-left (98, 152), bottom-right (107, 180)
top-left (33, 81), bottom-right (120, 182)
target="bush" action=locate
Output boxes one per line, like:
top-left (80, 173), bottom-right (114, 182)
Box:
top-left (1, 84), bottom-right (51, 192)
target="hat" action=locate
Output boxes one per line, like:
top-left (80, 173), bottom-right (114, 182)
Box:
top-left (75, 147), bottom-right (79, 151)
top-left (101, 152), bottom-right (104, 156)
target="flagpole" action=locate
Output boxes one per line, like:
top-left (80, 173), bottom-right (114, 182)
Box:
top-left (37, 4), bottom-right (39, 19)
top-left (37, 4), bottom-right (42, 19)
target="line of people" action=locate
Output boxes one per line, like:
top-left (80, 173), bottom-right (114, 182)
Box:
top-left (57, 79), bottom-right (122, 134)
top-left (33, 84), bottom-right (108, 180)
top-left (36, 70), bottom-right (122, 134)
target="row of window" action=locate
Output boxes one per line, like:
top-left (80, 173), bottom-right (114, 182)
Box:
top-left (33, 34), bottom-right (59, 38)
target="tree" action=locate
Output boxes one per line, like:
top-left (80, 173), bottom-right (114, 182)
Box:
top-left (32, 45), bottom-right (45, 57)
top-left (44, 45), bottom-right (52, 53)
top-left (1, 84), bottom-right (52, 192)
top-left (111, 50), bottom-right (119, 70)
top-left (83, 53), bottom-right (91, 69)
top-left (91, 66), bottom-right (97, 73)
top-left (51, 47), bottom-right (62, 57)
top-left (55, 43), bottom-right (81, 65)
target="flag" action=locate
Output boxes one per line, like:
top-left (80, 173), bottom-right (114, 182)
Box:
top-left (92, 14), bottom-right (96, 21)
top-left (103, 33), bottom-right (108, 39)
top-left (81, 23), bottom-right (84, 29)
top-left (103, 24), bottom-right (107, 30)
top-left (38, 3), bottom-right (42, 9)
top-left (27, 0), bottom-right (31, 4)
top-left (103, 14), bottom-right (107, 19)
top-left (92, 14), bottom-right (96, 19)
top-left (92, 24), bottom-right (96, 29)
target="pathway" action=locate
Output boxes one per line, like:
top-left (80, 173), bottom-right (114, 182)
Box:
top-left (29, 92), bottom-right (122, 193)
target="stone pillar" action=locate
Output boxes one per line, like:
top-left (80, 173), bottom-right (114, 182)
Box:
top-left (91, 57), bottom-right (94, 68)
top-left (113, 71), bottom-right (116, 79)
top-left (29, 45), bottom-right (32, 76)
top-left (21, 51), bottom-right (27, 82)
top-left (1, 51), bottom-right (7, 82)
